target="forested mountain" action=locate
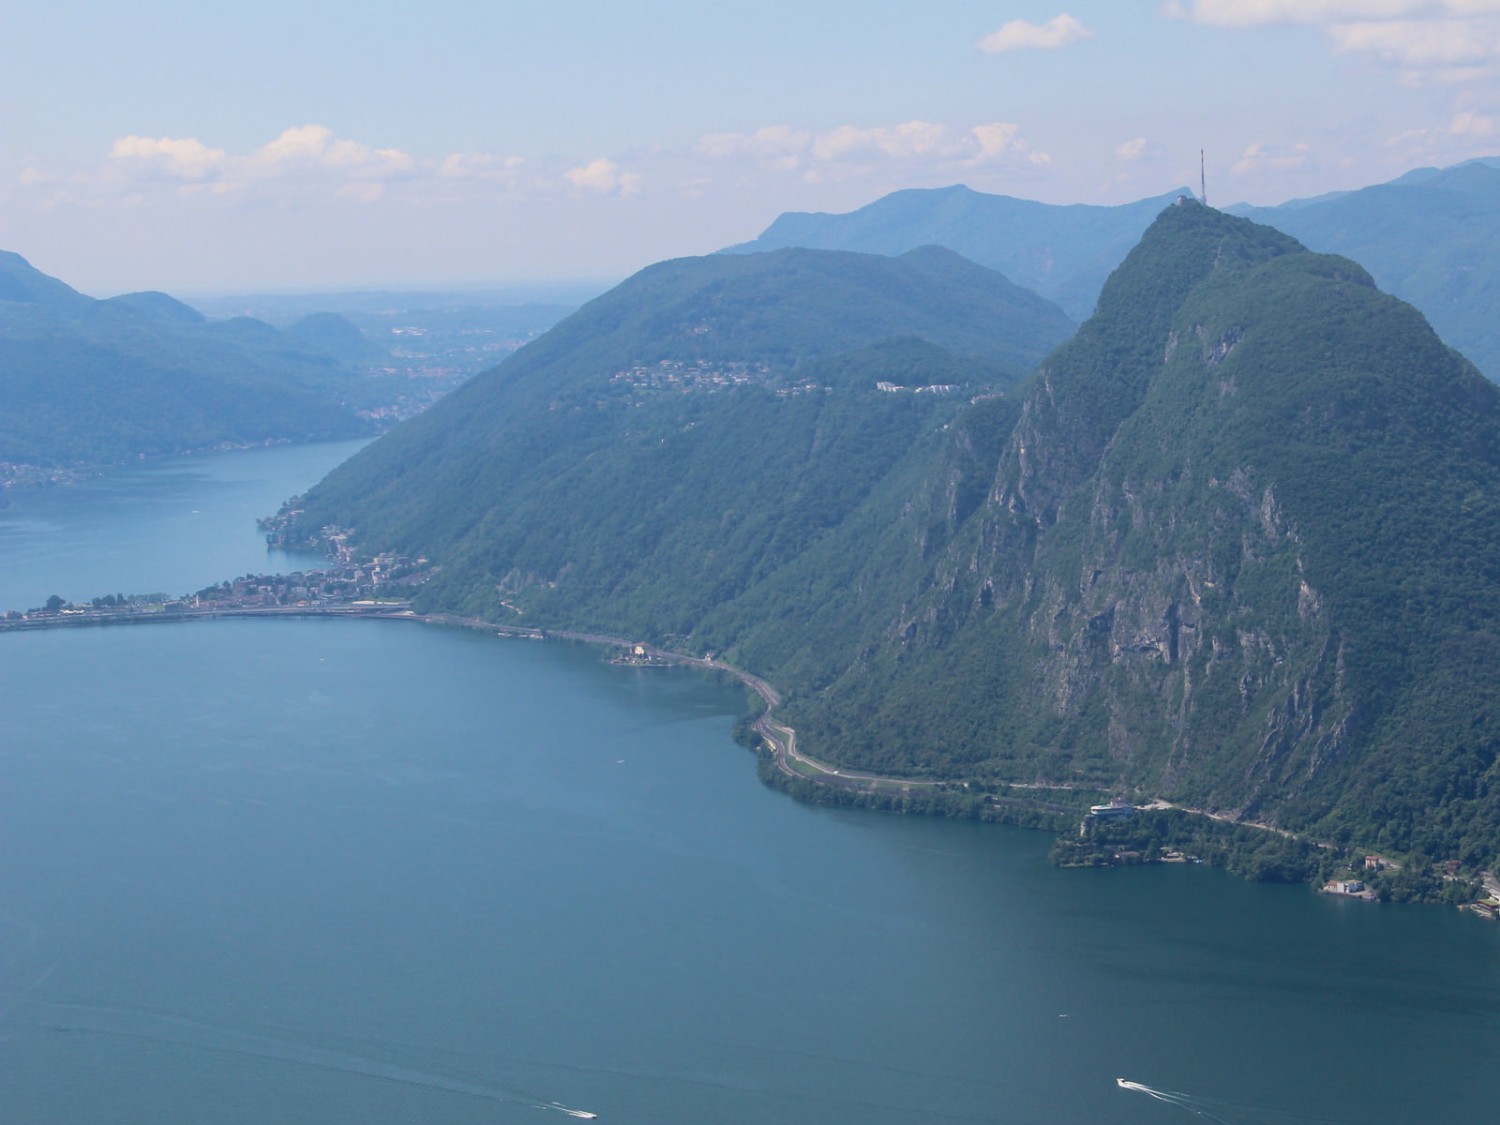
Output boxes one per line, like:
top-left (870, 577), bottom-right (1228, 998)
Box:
top-left (723, 185), bottom-right (1186, 321)
top-left (0, 252), bottom-right (384, 471)
top-left (729, 159), bottom-right (1500, 381)
top-left (288, 206), bottom-right (1500, 872)
top-left (282, 245), bottom-right (1073, 627)
top-left (747, 203), bottom-right (1500, 867)
top-left (189, 288), bottom-right (584, 393)
top-left (1231, 159), bottom-right (1500, 378)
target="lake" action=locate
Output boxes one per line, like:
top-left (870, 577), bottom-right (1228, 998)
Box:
top-left (2, 444), bottom-right (1499, 1124)
top-left (0, 440), bottom-right (370, 613)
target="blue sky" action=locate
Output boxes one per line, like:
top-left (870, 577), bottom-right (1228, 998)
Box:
top-left (5, 1), bottom-right (1500, 295)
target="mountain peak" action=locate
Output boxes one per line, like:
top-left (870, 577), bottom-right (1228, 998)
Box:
top-left (725, 185), bottom-right (1200, 321)
top-left (824, 199), bottom-right (1500, 852)
top-left (0, 251), bottom-right (91, 307)
top-left (100, 291), bottom-right (207, 325)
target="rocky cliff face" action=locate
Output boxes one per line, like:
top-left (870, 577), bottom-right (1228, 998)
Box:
top-left (805, 202), bottom-right (1500, 849)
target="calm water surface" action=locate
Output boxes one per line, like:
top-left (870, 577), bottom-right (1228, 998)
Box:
top-left (0, 439), bottom-right (370, 612)
top-left (2, 446), bottom-right (1499, 1124)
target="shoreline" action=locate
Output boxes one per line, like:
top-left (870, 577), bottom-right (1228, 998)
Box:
top-left (9, 599), bottom-right (1495, 911)
top-left (0, 600), bottom-right (1021, 799)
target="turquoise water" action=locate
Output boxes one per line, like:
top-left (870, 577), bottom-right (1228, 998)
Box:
top-left (2, 447), bottom-right (1499, 1123)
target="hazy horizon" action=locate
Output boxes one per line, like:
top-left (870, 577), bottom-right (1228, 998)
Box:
top-left (9, 2), bottom-right (1500, 295)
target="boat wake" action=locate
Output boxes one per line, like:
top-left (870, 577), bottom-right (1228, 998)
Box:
top-left (1116, 1078), bottom-right (1346, 1124)
top-left (545, 1103), bottom-right (599, 1119)
top-left (17, 998), bottom-right (598, 1119)
top-left (1117, 1078), bottom-right (1235, 1121)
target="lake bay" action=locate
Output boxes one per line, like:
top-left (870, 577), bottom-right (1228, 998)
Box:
top-left (2, 444), bottom-right (1499, 1123)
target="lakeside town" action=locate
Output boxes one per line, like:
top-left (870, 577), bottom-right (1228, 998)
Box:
top-left (0, 548), bottom-right (430, 630)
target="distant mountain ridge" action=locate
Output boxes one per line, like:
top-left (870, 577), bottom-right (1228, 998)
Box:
top-left (728, 158), bottom-right (1500, 379)
top-left (723, 185), bottom-right (1190, 321)
top-left (0, 250), bottom-right (93, 308)
top-left (0, 252), bottom-right (385, 472)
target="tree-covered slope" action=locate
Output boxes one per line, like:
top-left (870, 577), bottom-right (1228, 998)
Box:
top-left (285, 247), bottom-right (1073, 630)
top-left (0, 252), bottom-right (384, 469)
top-left (1234, 159), bottom-right (1500, 379)
top-left (788, 202), bottom-right (1500, 864)
top-left (474, 244), bottom-right (1075, 399)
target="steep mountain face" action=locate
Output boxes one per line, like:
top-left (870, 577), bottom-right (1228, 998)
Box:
top-left (792, 203), bottom-right (1500, 862)
top-left (0, 252), bottom-right (385, 470)
top-left (722, 185), bottom-right (1190, 320)
top-left (286, 246), bottom-right (1074, 630)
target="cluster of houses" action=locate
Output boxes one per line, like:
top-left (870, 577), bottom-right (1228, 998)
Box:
top-left (1322, 855), bottom-right (1500, 915)
top-left (874, 381), bottom-right (961, 394)
top-left (1323, 854), bottom-right (1391, 898)
top-left (3, 552), bottom-right (430, 628)
top-left (187, 553), bottom-right (428, 609)
top-left (1, 461), bottom-right (95, 488)
top-left (609, 359), bottom-right (771, 397)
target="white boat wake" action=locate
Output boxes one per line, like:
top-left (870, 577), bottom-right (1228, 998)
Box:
top-left (1117, 1078), bottom-right (1235, 1121)
top-left (17, 998), bottom-right (598, 1119)
top-left (1116, 1077), bottom-right (1346, 1124)
top-left (545, 1103), bottom-right (599, 1119)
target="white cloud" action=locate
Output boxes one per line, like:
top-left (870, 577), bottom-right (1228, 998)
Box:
top-left (1166, 1), bottom-right (1499, 26)
top-left (1376, 109), bottom-right (1500, 170)
top-left (698, 119), bottom-right (1039, 173)
top-left (1168, 1), bottom-right (1500, 86)
top-left (1329, 18), bottom-right (1500, 63)
top-left (1451, 108), bottom-right (1498, 133)
top-left (438, 152), bottom-right (526, 180)
top-left (103, 125), bottom-right (416, 196)
top-left (697, 125), bottom-right (811, 161)
top-left (565, 157), bottom-right (641, 195)
top-left (1232, 140), bottom-right (1312, 175)
top-left (246, 125), bottom-right (415, 179)
top-left (252, 124), bottom-right (337, 168)
top-left (813, 120), bottom-right (959, 160)
top-left (970, 122), bottom-right (1023, 158)
top-left (978, 13), bottom-right (1094, 54)
top-left (109, 135), bottom-right (227, 180)
top-left (33, 116), bottom-right (1050, 220)
top-left (1116, 136), bottom-right (1151, 161)
top-left (23, 125), bottom-right (542, 211)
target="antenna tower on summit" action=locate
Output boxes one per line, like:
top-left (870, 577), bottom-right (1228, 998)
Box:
top-left (1200, 149), bottom-right (1208, 206)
